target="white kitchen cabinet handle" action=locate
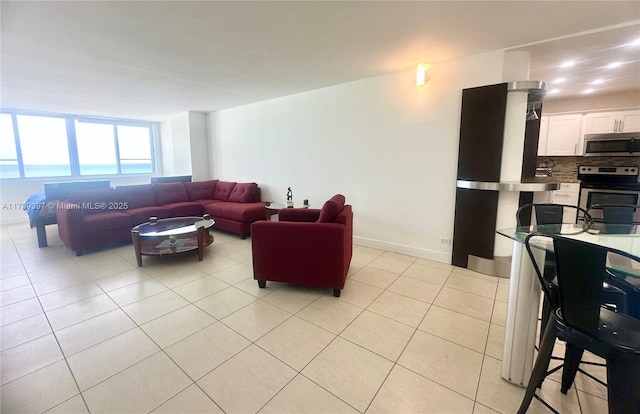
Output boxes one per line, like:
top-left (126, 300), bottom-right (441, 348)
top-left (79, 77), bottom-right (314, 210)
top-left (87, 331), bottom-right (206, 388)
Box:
top-left (620, 120), bottom-right (624, 132)
top-left (614, 119), bottom-right (619, 132)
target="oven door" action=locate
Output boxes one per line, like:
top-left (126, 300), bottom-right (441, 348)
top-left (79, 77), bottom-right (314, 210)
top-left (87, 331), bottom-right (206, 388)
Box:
top-left (578, 188), bottom-right (640, 223)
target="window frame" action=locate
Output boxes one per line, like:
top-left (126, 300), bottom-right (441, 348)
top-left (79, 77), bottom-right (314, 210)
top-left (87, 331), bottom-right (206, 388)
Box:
top-left (0, 109), bottom-right (156, 180)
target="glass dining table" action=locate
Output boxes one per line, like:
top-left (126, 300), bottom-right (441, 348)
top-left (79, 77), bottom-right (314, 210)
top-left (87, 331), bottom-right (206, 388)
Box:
top-left (496, 222), bottom-right (640, 386)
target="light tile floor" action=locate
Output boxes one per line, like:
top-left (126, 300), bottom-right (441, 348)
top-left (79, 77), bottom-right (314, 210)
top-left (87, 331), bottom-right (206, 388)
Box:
top-left (0, 223), bottom-right (608, 413)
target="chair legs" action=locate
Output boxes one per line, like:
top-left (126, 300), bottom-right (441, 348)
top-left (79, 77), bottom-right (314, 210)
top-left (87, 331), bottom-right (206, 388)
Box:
top-left (257, 280), bottom-right (266, 288)
top-left (332, 288), bottom-right (341, 297)
top-left (518, 319), bottom-right (560, 414)
top-left (561, 344), bottom-right (584, 394)
top-left (606, 351), bottom-right (640, 414)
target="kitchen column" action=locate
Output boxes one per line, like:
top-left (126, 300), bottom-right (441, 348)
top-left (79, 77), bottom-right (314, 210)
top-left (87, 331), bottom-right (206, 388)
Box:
top-left (452, 81), bottom-right (555, 276)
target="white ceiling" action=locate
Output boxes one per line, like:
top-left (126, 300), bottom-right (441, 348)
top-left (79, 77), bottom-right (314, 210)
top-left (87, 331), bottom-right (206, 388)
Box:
top-left (1, 1), bottom-right (639, 122)
top-left (514, 22), bottom-right (640, 100)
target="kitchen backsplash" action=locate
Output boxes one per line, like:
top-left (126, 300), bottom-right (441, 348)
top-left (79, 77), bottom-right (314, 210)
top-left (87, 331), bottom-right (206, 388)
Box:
top-left (537, 156), bottom-right (640, 183)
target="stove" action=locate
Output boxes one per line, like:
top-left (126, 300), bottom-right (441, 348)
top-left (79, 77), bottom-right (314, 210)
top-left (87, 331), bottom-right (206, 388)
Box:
top-left (577, 165), bottom-right (640, 223)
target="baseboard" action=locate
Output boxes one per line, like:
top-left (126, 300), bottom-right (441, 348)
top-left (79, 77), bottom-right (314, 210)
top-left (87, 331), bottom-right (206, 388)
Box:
top-left (353, 235), bottom-right (452, 265)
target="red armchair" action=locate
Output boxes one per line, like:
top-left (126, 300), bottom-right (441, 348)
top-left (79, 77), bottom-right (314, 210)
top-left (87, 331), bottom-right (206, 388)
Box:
top-left (250, 194), bottom-right (353, 297)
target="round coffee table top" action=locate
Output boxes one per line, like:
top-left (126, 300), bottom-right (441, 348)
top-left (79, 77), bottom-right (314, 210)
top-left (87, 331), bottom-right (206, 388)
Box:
top-left (132, 216), bottom-right (215, 237)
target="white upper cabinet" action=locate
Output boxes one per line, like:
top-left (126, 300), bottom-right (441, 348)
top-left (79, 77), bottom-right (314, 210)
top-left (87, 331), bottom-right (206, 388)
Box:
top-left (543, 114), bottom-right (582, 156)
top-left (619, 110), bottom-right (640, 132)
top-left (584, 109), bottom-right (640, 134)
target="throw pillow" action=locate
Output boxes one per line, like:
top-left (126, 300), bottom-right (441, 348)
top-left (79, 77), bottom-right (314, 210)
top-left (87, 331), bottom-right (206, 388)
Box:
top-left (318, 194), bottom-right (346, 223)
top-left (229, 183), bottom-right (258, 203)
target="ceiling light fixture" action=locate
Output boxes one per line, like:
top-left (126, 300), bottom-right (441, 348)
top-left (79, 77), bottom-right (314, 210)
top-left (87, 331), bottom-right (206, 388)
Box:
top-left (560, 60), bottom-right (575, 68)
top-left (554, 78), bottom-right (566, 83)
top-left (583, 88), bottom-right (594, 94)
top-left (607, 61), bottom-right (622, 69)
top-left (548, 89), bottom-right (561, 94)
top-left (592, 79), bottom-right (604, 85)
top-left (416, 63), bottom-right (429, 87)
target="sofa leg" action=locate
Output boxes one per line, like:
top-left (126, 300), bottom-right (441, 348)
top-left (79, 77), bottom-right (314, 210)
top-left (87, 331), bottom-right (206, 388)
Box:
top-left (258, 280), bottom-right (266, 288)
top-left (333, 288), bottom-right (341, 297)
top-left (241, 234), bottom-right (247, 240)
top-left (76, 250), bottom-right (83, 256)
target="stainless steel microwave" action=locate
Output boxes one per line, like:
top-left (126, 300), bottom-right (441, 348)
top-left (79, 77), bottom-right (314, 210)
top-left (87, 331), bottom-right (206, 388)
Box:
top-left (583, 132), bottom-right (640, 156)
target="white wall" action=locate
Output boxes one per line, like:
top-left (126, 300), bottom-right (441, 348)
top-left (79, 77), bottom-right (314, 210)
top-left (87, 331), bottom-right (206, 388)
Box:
top-left (169, 112), bottom-right (193, 176)
top-left (188, 112), bottom-right (210, 181)
top-left (208, 50), bottom-right (506, 263)
top-left (159, 119), bottom-right (176, 175)
top-left (159, 111), bottom-right (210, 180)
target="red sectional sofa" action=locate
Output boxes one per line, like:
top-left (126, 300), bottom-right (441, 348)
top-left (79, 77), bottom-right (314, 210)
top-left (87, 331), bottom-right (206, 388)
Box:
top-left (55, 180), bottom-right (265, 255)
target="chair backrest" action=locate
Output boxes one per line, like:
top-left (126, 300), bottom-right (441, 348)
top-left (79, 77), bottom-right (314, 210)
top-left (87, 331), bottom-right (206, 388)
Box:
top-left (590, 204), bottom-right (637, 225)
top-left (516, 203), bottom-right (593, 226)
top-left (524, 233), bottom-right (560, 307)
top-left (552, 236), bottom-right (608, 336)
top-left (525, 233), bottom-right (636, 337)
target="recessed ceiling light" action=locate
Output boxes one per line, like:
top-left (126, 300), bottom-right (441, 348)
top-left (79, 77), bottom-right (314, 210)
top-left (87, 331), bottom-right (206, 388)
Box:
top-left (629, 38), bottom-right (640, 47)
top-left (548, 89), bottom-right (561, 94)
top-left (592, 79), bottom-right (604, 85)
top-left (583, 88), bottom-right (594, 94)
top-left (607, 61), bottom-right (622, 69)
top-left (560, 60), bottom-right (575, 68)
top-left (554, 78), bottom-right (566, 83)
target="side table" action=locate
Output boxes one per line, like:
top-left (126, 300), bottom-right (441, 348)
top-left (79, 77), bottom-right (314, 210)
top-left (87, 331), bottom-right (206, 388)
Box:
top-left (265, 201), bottom-right (309, 221)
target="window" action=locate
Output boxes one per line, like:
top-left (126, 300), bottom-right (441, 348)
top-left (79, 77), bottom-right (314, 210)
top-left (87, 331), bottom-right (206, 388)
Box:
top-left (0, 111), bottom-right (155, 179)
top-left (18, 115), bottom-right (71, 178)
top-left (75, 121), bottom-right (118, 175)
top-left (117, 125), bottom-right (153, 174)
top-left (0, 114), bottom-right (19, 178)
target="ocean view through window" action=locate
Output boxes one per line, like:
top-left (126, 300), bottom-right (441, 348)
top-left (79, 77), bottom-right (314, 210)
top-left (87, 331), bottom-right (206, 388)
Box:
top-left (0, 111), bottom-right (155, 179)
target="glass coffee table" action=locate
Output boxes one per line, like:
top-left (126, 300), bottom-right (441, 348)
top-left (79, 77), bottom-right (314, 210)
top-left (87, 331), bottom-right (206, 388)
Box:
top-left (131, 215), bottom-right (215, 267)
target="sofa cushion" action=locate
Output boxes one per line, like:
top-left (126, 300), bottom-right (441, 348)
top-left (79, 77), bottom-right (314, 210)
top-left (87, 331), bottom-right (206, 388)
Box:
top-left (115, 184), bottom-right (157, 210)
top-left (125, 207), bottom-right (171, 227)
top-left (185, 180), bottom-right (218, 201)
top-left (213, 181), bottom-right (237, 201)
top-left (69, 187), bottom-right (117, 215)
top-left (153, 182), bottom-right (189, 205)
top-left (82, 211), bottom-right (132, 234)
top-left (318, 194), bottom-right (346, 223)
top-left (205, 202), bottom-right (265, 222)
top-left (162, 202), bottom-right (203, 217)
top-left (228, 182), bottom-right (258, 203)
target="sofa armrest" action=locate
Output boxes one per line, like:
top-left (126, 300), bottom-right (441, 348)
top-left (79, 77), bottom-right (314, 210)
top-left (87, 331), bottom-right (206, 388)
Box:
top-left (251, 221), bottom-right (346, 282)
top-left (55, 203), bottom-right (84, 249)
top-left (278, 208), bottom-right (321, 222)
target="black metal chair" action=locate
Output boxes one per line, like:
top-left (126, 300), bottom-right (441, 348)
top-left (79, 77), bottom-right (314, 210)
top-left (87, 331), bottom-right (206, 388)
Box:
top-left (589, 204), bottom-right (640, 318)
top-left (515, 204), bottom-right (597, 338)
top-left (515, 204), bottom-right (627, 395)
top-left (520, 233), bottom-right (640, 414)
top-left (590, 203), bottom-right (638, 225)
